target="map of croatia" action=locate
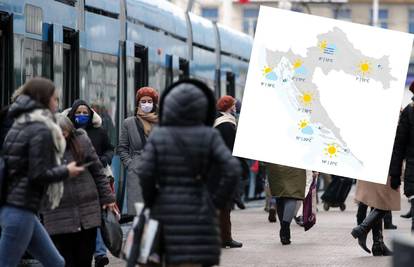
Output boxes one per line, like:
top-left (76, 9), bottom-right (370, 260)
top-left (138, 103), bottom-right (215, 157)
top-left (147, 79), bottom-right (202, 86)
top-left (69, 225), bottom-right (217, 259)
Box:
top-left (261, 27), bottom-right (397, 167)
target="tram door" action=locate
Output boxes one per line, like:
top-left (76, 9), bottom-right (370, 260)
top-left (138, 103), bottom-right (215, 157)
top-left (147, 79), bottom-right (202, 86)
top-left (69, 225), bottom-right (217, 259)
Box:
top-left (0, 13), bottom-right (13, 107)
top-left (134, 44), bottom-right (148, 108)
top-left (62, 28), bottom-right (79, 109)
top-left (226, 71), bottom-right (235, 97)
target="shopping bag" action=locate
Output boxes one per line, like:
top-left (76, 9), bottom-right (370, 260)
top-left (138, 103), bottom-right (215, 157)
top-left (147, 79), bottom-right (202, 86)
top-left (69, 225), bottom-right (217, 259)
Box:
top-left (123, 208), bottom-right (161, 267)
top-left (101, 209), bottom-right (123, 257)
top-left (303, 177), bottom-right (317, 231)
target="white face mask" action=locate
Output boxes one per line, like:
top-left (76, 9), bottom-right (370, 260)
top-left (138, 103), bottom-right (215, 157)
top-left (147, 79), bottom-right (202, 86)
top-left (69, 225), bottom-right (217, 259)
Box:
top-left (140, 102), bottom-right (153, 113)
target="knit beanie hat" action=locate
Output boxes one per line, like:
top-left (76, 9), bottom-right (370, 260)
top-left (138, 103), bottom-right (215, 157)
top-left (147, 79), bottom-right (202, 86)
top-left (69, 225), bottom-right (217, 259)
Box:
top-left (136, 87), bottom-right (159, 103)
top-left (217, 95), bottom-right (236, 112)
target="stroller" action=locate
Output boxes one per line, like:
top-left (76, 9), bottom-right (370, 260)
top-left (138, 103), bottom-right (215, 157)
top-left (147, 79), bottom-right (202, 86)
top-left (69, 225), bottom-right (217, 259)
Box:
top-left (321, 175), bottom-right (353, 211)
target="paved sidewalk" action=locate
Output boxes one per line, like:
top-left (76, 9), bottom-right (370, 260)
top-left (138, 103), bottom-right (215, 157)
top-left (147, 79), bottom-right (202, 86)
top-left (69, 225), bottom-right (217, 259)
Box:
top-left (108, 188), bottom-right (413, 267)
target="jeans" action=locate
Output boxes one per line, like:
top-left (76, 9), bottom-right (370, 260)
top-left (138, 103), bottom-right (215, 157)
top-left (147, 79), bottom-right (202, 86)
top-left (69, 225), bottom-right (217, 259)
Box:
top-left (0, 205), bottom-right (65, 267)
top-left (94, 228), bottom-right (107, 257)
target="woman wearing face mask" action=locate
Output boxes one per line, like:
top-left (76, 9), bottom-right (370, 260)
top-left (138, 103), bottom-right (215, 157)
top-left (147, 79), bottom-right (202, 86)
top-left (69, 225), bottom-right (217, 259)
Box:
top-left (212, 95), bottom-right (243, 248)
top-left (65, 100), bottom-right (115, 267)
top-left (42, 115), bottom-right (116, 267)
top-left (117, 87), bottom-right (159, 217)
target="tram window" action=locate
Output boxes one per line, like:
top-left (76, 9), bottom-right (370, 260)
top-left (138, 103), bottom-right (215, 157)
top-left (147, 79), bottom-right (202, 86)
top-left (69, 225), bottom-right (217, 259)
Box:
top-left (179, 58), bottom-right (189, 80)
top-left (226, 72), bottom-right (235, 97)
top-left (84, 52), bottom-right (118, 145)
top-left (148, 62), bottom-right (165, 96)
top-left (23, 39), bottom-right (51, 81)
top-left (165, 55), bottom-right (173, 88)
top-left (25, 5), bottom-right (42, 35)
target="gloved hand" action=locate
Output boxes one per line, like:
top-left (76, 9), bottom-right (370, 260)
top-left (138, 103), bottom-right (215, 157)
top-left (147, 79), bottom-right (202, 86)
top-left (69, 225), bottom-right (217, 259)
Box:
top-left (390, 176), bottom-right (401, 190)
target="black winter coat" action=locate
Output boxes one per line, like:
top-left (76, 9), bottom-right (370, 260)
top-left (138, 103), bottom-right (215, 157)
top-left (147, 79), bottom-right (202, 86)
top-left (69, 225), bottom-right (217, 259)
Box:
top-left (137, 80), bottom-right (241, 266)
top-left (0, 105), bottom-right (13, 151)
top-left (3, 95), bottom-right (69, 212)
top-left (66, 100), bottom-right (114, 167)
top-left (214, 112), bottom-right (236, 151)
top-left (41, 130), bottom-right (115, 235)
top-left (390, 102), bottom-right (414, 197)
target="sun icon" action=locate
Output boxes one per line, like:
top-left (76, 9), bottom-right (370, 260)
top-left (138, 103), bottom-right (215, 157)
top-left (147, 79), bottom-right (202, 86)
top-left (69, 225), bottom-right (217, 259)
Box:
top-left (300, 92), bottom-right (314, 106)
top-left (358, 60), bottom-right (372, 76)
top-left (262, 66), bottom-right (272, 76)
top-left (324, 143), bottom-right (339, 158)
top-left (319, 40), bottom-right (327, 51)
top-left (293, 59), bottom-right (303, 69)
top-left (298, 119), bottom-right (309, 129)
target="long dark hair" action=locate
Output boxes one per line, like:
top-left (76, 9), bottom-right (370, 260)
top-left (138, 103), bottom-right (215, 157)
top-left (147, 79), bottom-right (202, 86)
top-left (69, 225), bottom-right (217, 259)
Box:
top-left (57, 115), bottom-right (84, 163)
top-left (21, 77), bottom-right (56, 109)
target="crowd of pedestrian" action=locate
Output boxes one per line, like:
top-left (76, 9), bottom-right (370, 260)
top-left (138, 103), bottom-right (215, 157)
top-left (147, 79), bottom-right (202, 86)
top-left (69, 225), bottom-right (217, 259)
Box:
top-left (0, 76), bottom-right (413, 267)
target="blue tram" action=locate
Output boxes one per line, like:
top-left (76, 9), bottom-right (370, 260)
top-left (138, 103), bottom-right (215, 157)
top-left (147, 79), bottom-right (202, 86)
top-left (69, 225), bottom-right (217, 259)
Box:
top-left (0, 0), bottom-right (252, 213)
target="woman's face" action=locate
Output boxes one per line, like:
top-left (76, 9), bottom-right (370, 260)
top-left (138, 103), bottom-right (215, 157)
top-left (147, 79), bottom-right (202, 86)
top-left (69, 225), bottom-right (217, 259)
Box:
top-left (48, 90), bottom-right (59, 113)
top-left (138, 96), bottom-right (154, 113)
top-left (75, 105), bottom-right (89, 116)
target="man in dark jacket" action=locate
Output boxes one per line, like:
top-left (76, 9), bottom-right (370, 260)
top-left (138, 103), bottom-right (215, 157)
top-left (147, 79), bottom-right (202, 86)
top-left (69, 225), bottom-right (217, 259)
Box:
top-left (213, 95), bottom-right (243, 248)
top-left (389, 88), bottom-right (414, 232)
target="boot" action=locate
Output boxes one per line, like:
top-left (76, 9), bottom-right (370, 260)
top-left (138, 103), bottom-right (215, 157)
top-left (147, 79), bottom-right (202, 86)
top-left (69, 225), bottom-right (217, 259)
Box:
top-left (234, 198), bottom-right (246, 210)
top-left (372, 220), bottom-right (393, 256)
top-left (400, 210), bottom-right (412, 219)
top-left (222, 239), bottom-right (243, 248)
top-left (276, 199), bottom-right (284, 223)
top-left (351, 209), bottom-right (386, 254)
top-left (383, 211), bottom-right (397, 230)
top-left (280, 221), bottom-right (291, 245)
top-left (356, 202), bottom-right (368, 225)
top-left (268, 198), bottom-right (277, 223)
top-left (268, 208), bottom-right (277, 223)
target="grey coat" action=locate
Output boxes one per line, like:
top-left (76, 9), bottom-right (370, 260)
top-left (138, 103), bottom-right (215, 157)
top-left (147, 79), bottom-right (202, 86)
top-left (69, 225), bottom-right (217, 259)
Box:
top-left (117, 116), bottom-right (146, 215)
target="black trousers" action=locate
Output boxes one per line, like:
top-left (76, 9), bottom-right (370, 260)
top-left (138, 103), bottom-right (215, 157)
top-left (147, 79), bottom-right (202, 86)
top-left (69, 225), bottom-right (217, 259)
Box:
top-left (51, 228), bottom-right (97, 267)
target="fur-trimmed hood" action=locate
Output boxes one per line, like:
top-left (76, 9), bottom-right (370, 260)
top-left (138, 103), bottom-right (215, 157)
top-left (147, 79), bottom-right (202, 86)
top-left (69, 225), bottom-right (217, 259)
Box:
top-left (62, 100), bottom-right (102, 128)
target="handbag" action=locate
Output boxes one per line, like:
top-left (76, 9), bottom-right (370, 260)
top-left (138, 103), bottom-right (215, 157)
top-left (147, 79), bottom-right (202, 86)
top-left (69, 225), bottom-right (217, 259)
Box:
top-left (302, 176), bottom-right (317, 231)
top-left (123, 208), bottom-right (161, 267)
top-left (101, 209), bottom-right (123, 257)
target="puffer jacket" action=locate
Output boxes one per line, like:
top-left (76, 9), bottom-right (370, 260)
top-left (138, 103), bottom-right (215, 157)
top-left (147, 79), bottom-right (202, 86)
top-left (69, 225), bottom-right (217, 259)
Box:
top-left (41, 130), bottom-right (115, 235)
top-left (137, 79), bottom-right (241, 266)
top-left (389, 101), bottom-right (414, 197)
top-left (3, 95), bottom-right (69, 212)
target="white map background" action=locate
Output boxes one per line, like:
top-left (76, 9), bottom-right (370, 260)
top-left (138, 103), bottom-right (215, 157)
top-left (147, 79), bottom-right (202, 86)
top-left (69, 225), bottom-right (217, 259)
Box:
top-left (233, 6), bottom-right (414, 184)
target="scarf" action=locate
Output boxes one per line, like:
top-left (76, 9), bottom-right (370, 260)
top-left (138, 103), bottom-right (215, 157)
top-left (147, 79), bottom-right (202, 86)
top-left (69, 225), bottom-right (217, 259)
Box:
top-left (15, 109), bottom-right (66, 210)
top-left (213, 112), bottom-right (237, 128)
top-left (136, 110), bottom-right (158, 136)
